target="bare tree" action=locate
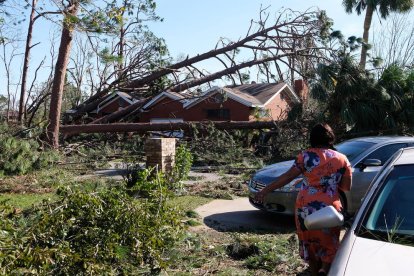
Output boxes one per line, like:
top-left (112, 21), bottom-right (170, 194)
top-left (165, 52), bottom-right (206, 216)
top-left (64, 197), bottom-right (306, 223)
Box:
top-left (18, 0), bottom-right (61, 124)
top-left (0, 34), bottom-right (22, 123)
top-left (372, 13), bottom-right (414, 70)
top-left (26, 30), bottom-right (58, 127)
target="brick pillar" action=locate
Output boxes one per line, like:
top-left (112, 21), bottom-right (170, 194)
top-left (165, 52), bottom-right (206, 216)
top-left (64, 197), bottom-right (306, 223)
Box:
top-left (145, 138), bottom-right (176, 173)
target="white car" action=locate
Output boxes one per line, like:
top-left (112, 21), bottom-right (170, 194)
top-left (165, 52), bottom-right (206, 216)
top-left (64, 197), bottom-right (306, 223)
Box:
top-left (315, 147), bottom-right (414, 275)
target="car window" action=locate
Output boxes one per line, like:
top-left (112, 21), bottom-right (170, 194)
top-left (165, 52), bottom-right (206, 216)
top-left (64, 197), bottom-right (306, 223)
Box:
top-left (358, 165), bottom-right (414, 245)
top-left (364, 143), bottom-right (408, 164)
top-left (336, 141), bottom-right (375, 162)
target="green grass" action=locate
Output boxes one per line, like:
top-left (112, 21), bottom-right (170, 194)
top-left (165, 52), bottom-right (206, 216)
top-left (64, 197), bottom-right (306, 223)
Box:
top-left (169, 195), bottom-right (212, 213)
top-left (0, 193), bottom-right (56, 209)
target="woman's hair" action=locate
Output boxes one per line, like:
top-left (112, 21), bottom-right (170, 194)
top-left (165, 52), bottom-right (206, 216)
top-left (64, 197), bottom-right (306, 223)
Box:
top-left (310, 123), bottom-right (335, 149)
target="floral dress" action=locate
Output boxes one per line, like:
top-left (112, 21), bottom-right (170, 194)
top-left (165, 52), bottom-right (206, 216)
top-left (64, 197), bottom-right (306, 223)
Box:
top-left (293, 148), bottom-right (351, 264)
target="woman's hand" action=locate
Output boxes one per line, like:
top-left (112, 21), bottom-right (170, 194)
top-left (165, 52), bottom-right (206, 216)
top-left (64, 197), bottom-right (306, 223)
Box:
top-left (253, 167), bottom-right (301, 204)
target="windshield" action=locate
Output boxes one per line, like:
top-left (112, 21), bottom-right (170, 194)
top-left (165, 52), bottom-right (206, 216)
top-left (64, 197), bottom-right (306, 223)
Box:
top-left (358, 165), bottom-right (414, 245)
top-left (336, 140), bottom-right (375, 162)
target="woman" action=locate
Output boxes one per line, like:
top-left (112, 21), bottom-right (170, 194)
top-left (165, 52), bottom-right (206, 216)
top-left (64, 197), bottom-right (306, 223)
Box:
top-left (255, 123), bottom-right (351, 276)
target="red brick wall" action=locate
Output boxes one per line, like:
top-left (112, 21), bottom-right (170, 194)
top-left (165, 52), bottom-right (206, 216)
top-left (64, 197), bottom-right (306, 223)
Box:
top-left (140, 91), bottom-right (295, 122)
top-left (262, 90), bottom-right (292, 121)
top-left (140, 96), bottom-right (252, 122)
top-left (185, 97), bottom-right (251, 121)
top-left (140, 97), bottom-right (186, 122)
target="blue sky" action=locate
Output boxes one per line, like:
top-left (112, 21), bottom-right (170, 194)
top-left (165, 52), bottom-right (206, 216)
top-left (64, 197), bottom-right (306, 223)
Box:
top-left (0, 0), bottom-right (380, 96)
top-left (148, 0), bottom-right (363, 60)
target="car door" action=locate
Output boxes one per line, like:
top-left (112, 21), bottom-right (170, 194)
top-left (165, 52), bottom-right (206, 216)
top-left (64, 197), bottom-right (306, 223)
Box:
top-left (350, 143), bottom-right (409, 212)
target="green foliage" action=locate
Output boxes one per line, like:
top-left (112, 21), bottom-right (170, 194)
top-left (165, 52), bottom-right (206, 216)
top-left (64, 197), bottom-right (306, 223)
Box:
top-left (168, 196), bottom-right (211, 214)
top-left (169, 144), bottom-right (193, 191)
top-left (124, 144), bottom-right (193, 195)
top-left (309, 56), bottom-right (414, 134)
top-left (0, 174), bottom-right (185, 274)
top-left (0, 193), bottom-right (55, 209)
top-left (0, 135), bottom-right (59, 176)
top-left (98, 47), bottom-right (123, 64)
top-left (188, 123), bottom-right (260, 168)
top-left (343, 0), bottom-right (414, 19)
top-left (317, 10), bottom-right (334, 41)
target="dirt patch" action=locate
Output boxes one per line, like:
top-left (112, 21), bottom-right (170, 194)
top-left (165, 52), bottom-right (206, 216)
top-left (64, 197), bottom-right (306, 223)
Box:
top-left (0, 175), bottom-right (53, 194)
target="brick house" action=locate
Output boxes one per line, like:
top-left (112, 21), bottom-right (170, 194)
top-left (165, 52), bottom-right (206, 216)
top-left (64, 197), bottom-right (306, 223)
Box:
top-left (139, 82), bottom-right (303, 123)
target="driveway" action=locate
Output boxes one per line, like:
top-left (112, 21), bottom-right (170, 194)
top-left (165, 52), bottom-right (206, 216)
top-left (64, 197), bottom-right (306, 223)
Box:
top-left (195, 197), bottom-right (295, 233)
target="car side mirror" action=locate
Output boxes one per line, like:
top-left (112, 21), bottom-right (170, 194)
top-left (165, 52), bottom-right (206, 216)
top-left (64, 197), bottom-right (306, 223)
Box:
top-left (357, 158), bottom-right (382, 171)
top-left (304, 206), bottom-right (344, 230)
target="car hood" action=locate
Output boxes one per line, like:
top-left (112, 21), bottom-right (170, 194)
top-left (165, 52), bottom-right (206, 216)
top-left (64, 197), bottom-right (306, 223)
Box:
top-left (253, 160), bottom-right (294, 184)
top-left (342, 236), bottom-right (414, 275)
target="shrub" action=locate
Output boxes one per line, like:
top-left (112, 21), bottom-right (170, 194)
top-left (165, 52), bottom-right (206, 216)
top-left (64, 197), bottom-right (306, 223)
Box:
top-left (0, 172), bottom-right (185, 274)
top-left (168, 144), bottom-right (193, 191)
top-left (0, 136), bottom-right (59, 176)
top-left (124, 144), bottom-right (193, 194)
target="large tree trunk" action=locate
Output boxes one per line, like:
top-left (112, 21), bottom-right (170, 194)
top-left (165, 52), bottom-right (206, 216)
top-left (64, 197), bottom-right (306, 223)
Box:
top-left (360, 4), bottom-right (374, 69)
top-left (19, 0), bottom-right (38, 124)
top-left (61, 121), bottom-right (279, 136)
top-left (47, 3), bottom-right (79, 148)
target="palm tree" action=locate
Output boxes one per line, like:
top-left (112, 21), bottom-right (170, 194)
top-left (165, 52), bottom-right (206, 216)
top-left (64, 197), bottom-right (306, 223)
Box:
top-left (311, 56), bottom-right (407, 134)
top-left (342, 0), bottom-right (413, 69)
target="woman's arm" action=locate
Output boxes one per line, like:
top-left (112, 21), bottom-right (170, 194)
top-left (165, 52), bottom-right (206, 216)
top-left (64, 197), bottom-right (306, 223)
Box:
top-left (339, 158), bottom-right (352, 192)
top-left (339, 175), bottom-right (351, 192)
top-left (254, 166), bottom-right (301, 203)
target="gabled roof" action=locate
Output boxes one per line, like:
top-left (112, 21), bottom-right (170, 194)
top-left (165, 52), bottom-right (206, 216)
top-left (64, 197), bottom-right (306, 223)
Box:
top-left (142, 82), bottom-right (301, 111)
top-left (97, 91), bottom-right (140, 112)
top-left (226, 82), bottom-right (300, 106)
top-left (142, 90), bottom-right (189, 110)
top-left (184, 82), bottom-right (300, 109)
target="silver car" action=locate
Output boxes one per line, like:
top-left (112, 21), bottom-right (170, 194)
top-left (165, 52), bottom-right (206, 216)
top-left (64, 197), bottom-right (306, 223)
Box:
top-left (248, 136), bottom-right (414, 215)
top-left (329, 146), bottom-right (414, 275)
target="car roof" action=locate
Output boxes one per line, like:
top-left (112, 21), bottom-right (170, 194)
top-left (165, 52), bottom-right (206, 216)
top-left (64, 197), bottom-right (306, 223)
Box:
top-left (394, 147), bottom-right (414, 165)
top-left (346, 136), bottom-right (414, 145)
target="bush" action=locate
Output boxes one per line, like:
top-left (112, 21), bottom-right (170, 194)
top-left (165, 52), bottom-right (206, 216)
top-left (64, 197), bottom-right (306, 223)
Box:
top-left (0, 172), bottom-right (185, 274)
top-left (124, 144), bottom-right (193, 194)
top-left (188, 123), bottom-right (260, 168)
top-left (168, 144), bottom-right (193, 191)
top-left (0, 136), bottom-right (59, 176)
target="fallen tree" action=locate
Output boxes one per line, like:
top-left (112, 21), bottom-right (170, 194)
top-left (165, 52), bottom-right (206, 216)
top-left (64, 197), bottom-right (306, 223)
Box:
top-left (68, 8), bottom-right (334, 121)
top-left (60, 121), bottom-right (279, 136)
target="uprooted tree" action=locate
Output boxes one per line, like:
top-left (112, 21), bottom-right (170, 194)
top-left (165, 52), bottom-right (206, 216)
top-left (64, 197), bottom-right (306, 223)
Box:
top-left (66, 8), bottom-right (336, 127)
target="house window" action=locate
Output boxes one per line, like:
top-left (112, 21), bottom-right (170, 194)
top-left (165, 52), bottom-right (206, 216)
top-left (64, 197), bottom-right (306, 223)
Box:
top-left (206, 109), bottom-right (230, 120)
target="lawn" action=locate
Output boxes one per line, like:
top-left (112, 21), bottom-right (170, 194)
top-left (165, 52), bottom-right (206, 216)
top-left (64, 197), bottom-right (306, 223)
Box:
top-left (0, 167), bottom-right (308, 275)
